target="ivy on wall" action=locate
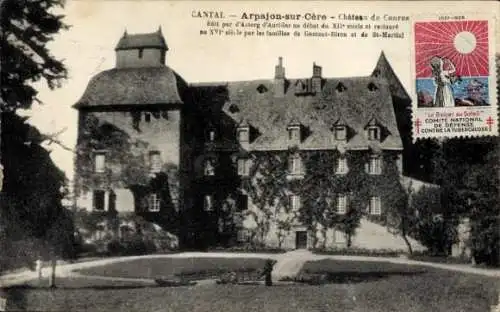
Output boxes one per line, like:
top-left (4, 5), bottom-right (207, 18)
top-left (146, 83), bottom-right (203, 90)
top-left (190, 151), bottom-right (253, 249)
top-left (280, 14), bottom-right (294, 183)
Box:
top-left (233, 148), bottom-right (406, 248)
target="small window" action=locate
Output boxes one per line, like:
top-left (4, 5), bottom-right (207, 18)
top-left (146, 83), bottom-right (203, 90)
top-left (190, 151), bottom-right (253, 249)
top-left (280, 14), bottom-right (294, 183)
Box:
top-left (237, 193), bottom-right (248, 212)
top-left (335, 126), bottom-right (347, 141)
top-left (335, 157), bottom-right (348, 175)
top-left (288, 126), bottom-right (300, 141)
top-left (336, 82), bottom-right (347, 92)
top-left (204, 159), bottom-right (215, 176)
top-left (289, 195), bottom-right (301, 211)
top-left (237, 158), bottom-right (250, 176)
top-left (237, 128), bottom-right (249, 143)
top-left (368, 82), bottom-right (378, 91)
top-left (208, 129), bottom-right (216, 142)
top-left (288, 154), bottom-right (302, 175)
top-left (94, 153), bottom-right (106, 173)
top-left (336, 195), bottom-right (347, 215)
top-left (237, 228), bottom-right (251, 242)
top-left (147, 193), bottom-right (160, 212)
top-left (369, 196), bottom-right (381, 215)
top-left (204, 195), bottom-right (213, 212)
top-left (257, 84), bottom-right (268, 93)
top-left (367, 155), bottom-right (382, 175)
top-left (229, 104), bottom-right (240, 114)
top-left (368, 126), bottom-right (380, 141)
top-left (144, 112), bottom-right (151, 123)
top-left (138, 48), bottom-right (143, 59)
top-left (335, 230), bottom-right (347, 243)
top-left (149, 151), bottom-right (161, 173)
top-left (93, 190), bottom-right (105, 211)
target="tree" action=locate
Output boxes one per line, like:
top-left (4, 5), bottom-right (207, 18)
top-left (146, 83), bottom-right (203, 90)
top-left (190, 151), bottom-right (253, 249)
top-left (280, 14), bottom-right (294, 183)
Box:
top-left (0, 0), bottom-right (70, 274)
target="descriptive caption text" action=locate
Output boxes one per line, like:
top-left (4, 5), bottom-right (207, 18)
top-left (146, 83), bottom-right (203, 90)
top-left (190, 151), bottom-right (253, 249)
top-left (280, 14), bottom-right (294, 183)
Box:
top-left (192, 11), bottom-right (410, 39)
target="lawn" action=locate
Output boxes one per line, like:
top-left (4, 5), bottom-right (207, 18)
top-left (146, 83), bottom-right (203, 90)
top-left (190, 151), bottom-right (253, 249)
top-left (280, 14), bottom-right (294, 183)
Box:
top-left (76, 257), bottom-right (271, 280)
top-left (1, 258), bottom-right (498, 312)
top-left (299, 259), bottom-right (500, 312)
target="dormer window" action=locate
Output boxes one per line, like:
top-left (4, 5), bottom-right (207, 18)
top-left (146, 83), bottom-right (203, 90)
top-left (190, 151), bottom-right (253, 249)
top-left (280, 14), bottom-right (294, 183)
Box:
top-left (334, 126), bottom-right (347, 141)
top-left (336, 82), bottom-right (347, 92)
top-left (287, 120), bottom-right (302, 145)
top-left (237, 127), bottom-right (249, 143)
top-left (257, 84), bottom-right (268, 94)
top-left (335, 156), bottom-right (348, 175)
top-left (368, 126), bottom-right (380, 141)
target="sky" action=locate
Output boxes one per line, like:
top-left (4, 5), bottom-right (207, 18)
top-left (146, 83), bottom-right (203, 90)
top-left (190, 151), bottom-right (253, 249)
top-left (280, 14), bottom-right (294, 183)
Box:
top-left (22, 0), bottom-right (499, 184)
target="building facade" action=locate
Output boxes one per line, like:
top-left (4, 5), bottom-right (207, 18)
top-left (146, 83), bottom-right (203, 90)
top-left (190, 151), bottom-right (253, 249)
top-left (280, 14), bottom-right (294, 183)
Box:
top-left (73, 29), bottom-right (414, 250)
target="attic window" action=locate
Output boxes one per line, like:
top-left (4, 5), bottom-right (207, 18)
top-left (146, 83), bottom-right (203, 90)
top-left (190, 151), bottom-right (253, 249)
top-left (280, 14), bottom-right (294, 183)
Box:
top-left (368, 126), bottom-right (380, 141)
top-left (373, 69), bottom-right (381, 77)
top-left (229, 104), bottom-right (240, 114)
top-left (368, 82), bottom-right (378, 91)
top-left (336, 82), bottom-right (347, 92)
top-left (257, 84), bottom-right (268, 94)
top-left (334, 126), bottom-right (347, 141)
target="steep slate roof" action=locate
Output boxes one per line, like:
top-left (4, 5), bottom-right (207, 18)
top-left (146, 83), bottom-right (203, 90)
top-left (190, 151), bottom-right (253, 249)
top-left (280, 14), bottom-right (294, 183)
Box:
top-left (371, 51), bottom-right (410, 101)
top-left (193, 73), bottom-right (403, 151)
top-left (74, 66), bottom-right (186, 108)
top-left (115, 30), bottom-right (168, 51)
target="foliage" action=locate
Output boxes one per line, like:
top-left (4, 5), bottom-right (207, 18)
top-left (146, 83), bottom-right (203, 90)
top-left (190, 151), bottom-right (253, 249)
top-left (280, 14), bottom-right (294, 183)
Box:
top-left (239, 148), bottom-right (406, 248)
top-left (1, 0), bottom-right (68, 111)
top-left (410, 186), bottom-right (458, 255)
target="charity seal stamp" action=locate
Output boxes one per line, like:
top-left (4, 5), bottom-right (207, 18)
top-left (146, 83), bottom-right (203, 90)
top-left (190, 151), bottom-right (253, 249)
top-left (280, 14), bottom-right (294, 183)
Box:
top-left (411, 14), bottom-right (498, 139)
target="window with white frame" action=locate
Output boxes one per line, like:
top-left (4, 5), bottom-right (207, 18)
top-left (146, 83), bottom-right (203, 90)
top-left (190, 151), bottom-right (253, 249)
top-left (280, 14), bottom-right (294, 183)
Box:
top-left (368, 126), bottom-right (380, 141)
top-left (204, 195), bottom-right (213, 212)
top-left (289, 194), bottom-right (301, 211)
top-left (335, 156), bottom-right (348, 175)
top-left (369, 196), bottom-right (382, 215)
top-left (149, 151), bottom-right (161, 173)
top-left (94, 153), bottom-right (106, 173)
top-left (334, 230), bottom-right (347, 243)
top-left (336, 194), bottom-right (347, 215)
top-left (288, 126), bottom-right (300, 141)
top-left (367, 155), bottom-right (382, 175)
top-left (334, 126), bottom-right (347, 141)
top-left (204, 159), bottom-right (215, 176)
top-left (237, 158), bottom-right (250, 176)
top-left (237, 128), bottom-right (249, 143)
top-left (288, 154), bottom-right (302, 175)
top-left (147, 193), bottom-right (161, 212)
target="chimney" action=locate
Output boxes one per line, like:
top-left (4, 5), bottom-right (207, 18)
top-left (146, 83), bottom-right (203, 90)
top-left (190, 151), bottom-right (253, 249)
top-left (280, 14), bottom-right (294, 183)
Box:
top-left (274, 57), bottom-right (286, 97)
top-left (312, 62), bottom-right (323, 93)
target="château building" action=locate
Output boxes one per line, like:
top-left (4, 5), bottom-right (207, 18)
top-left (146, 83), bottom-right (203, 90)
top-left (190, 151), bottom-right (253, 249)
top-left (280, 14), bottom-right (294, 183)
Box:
top-left (73, 28), bottom-right (416, 250)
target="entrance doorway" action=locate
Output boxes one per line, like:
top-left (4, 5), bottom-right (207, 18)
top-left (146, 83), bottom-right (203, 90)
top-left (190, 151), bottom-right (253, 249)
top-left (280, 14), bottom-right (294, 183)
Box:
top-left (295, 231), bottom-right (308, 249)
